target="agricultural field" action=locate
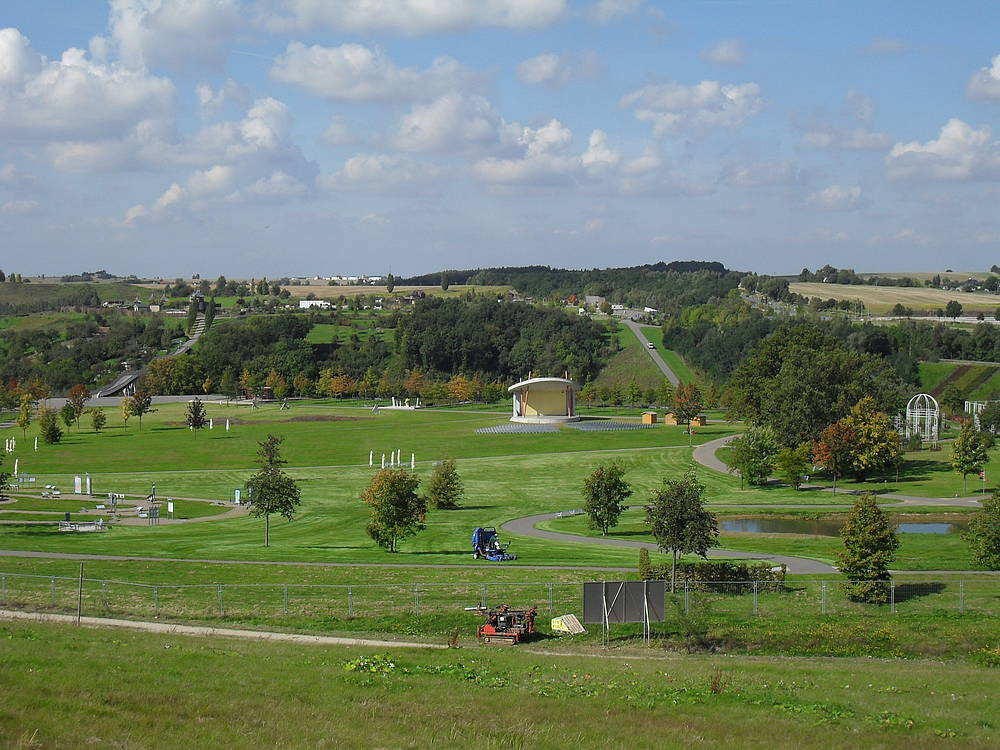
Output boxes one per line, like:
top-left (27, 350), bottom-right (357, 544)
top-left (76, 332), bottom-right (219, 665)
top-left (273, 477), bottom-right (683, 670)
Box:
top-left (862, 270), bottom-right (992, 282)
top-left (0, 312), bottom-right (89, 333)
top-left (137, 282), bottom-right (513, 301)
top-left (788, 282), bottom-right (998, 314)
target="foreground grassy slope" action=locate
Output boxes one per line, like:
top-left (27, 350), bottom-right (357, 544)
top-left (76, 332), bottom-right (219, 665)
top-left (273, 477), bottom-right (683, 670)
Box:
top-left (2, 620), bottom-right (998, 749)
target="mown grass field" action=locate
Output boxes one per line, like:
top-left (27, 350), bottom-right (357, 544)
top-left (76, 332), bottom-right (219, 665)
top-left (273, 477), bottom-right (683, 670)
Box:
top-left (305, 321), bottom-right (396, 344)
top-left (789, 282), bottom-right (998, 313)
top-left (2, 619), bottom-right (999, 749)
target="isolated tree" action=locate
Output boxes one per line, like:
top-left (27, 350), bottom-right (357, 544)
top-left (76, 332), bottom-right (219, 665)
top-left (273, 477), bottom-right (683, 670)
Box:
top-left (945, 300), bottom-right (963, 318)
top-left (89, 408), bottom-right (107, 433)
top-left (727, 425), bottom-right (778, 487)
top-left (962, 489), bottom-right (1000, 569)
top-left (837, 493), bottom-right (899, 603)
top-left (245, 434), bottom-right (301, 547)
top-left (386, 273), bottom-right (395, 293)
top-left (672, 383), bottom-right (703, 444)
top-left (360, 468), bottom-right (425, 552)
top-left (952, 420), bottom-right (989, 494)
top-left (645, 469), bottom-right (718, 592)
top-left (425, 458), bottom-right (464, 509)
top-left (186, 397), bottom-right (208, 436)
top-left (219, 368), bottom-right (238, 401)
top-left (440, 272), bottom-right (449, 291)
top-left (841, 396), bottom-right (900, 480)
top-left (583, 460), bottom-right (633, 536)
top-left (775, 442), bottom-right (812, 489)
top-left (38, 407), bottom-right (62, 444)
top-left (120, 395), bottom-right (133, 430)
top-left (656, 378), bottom-right (674, 407)
top-left (66, 384), bottom-right (91, 428)
top-left (17, 394), bottom-right (31, 438)
top-left (131, 388), bottom-right (153, 431)
top-left (60, 402), bottom-right (76, 430)
top-left (812, 421), bottom-right (856, 494)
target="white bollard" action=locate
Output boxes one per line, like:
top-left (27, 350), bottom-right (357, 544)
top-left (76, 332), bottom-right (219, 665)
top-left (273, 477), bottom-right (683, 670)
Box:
top-left (34, 437), bottom-right (38, 451)
top-left (209, 418), bottom-right (214, 430)
top-left (381, 453), bottom-right (385, 468)
top-left (411, 453), bottom-right (415, 470)
top-left (226, 419), bottom-right (230, 431)
top-left (13, 458), bottom-right (18, 475)
top-left (369, 450), bottom-right (373, 466)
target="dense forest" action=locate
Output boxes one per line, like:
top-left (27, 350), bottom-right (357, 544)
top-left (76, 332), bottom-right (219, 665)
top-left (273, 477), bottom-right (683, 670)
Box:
top-left (395, 297), bottom-right (609, 382)
top-left (0, 314), bottom-right (184, 397)
top-left (400, 262), bottom-right (739, 314)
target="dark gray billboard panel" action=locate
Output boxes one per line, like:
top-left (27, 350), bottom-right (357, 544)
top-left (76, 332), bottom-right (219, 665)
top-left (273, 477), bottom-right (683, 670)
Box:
top-left (583, 580), bottom-right (665, 624)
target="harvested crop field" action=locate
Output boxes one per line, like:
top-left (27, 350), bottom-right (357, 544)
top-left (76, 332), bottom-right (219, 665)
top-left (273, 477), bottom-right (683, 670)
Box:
top-left (789, 282), bottom-right (998, 313)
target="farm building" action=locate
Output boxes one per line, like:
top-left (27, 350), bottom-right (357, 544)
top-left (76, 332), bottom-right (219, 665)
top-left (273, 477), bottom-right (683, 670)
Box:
top-left (508, 377), bottom-right (581, 424)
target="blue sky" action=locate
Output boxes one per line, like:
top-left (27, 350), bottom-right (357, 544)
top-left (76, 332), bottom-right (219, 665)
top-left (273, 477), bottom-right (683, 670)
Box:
top-left (1, 0), bottom-right (998, 277)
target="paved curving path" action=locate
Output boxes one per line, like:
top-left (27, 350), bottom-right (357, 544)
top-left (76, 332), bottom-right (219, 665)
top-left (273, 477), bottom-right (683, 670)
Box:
top-left (692, 435), bottom-right (984, 507)
top-left (501, 510), bottom-right (837, 574)
top-left (623, 319), bottom-right (679, 386)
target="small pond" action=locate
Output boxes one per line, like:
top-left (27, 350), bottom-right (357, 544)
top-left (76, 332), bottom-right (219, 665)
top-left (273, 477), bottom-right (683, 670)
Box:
top-left (720, 518), bottom-right (969, 537)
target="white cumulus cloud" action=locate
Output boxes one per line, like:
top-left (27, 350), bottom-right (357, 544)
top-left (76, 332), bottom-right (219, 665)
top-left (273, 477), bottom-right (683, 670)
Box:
top-left (108, 0), bottom-right (244, 69)
top-left (257, 0), bottom-right (566, 35)
top-left (620, 80), bottom-right (763, 136)
top-left (0, 27), bottom-right (174, 143)
top-left (700, 38), bottom-right (745, 65)
top-left (968, 54), bottom-right (1000, 100)
top-left (516, 51), bottom-right (598, 88)
top-left (586, 0), bottom-right (641, 24)
top-left (270, 42), bottom-right (475, 101)
top-left (1, 199), bottom-right (39, 214)
top-left (393, 93), bottom-right (507, 152)
top-left (806, 185), bottom-right (862, 211)
top-left (318, 153), bottom-right (441, 191)
top-left (886, 119), bottom-right (1000, 181)
top-left (799, 127), bottom-right (890, 151)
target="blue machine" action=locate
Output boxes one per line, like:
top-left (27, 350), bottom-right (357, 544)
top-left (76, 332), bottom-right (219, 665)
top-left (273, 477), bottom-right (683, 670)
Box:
top-left (472, 527), bottom-right (516, 562)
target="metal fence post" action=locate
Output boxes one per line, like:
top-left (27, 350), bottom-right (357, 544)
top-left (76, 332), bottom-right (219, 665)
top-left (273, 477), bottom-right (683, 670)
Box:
top-left (1, 574), bottom-right (6, 604)
top-left (959, 580), bottom-right (965, 614)
top-left (50, 577), bottom-right (56, 608)
top-left (414, 584), bottom-right (420, 616)
top-left (547, 583), bottom-right (554, 617)
top-left (481, 583), bottom-right (487, 608)
top-left (217, 583), bottom-right (224, 616)
top-left (347, 586), bottom-right (353, 618)
top-left (821, 581), bottom-right (827, 615)
top-left (753, 581), bottom-right (759, 616)
top-left (101, 581), bottom-right (108, 611)
top-left (890, 582), bottom-right (895, 614)
top-left (684, 581), bottom-right (689, 614)
top-left (283, 584), bottom-right (288, 616)
top-left (153, 586), bottom-right (159, 618)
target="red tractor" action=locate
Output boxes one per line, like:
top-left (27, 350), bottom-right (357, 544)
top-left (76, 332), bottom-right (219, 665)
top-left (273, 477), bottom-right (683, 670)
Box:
top-left (473, 604), bottom-right (537, 645)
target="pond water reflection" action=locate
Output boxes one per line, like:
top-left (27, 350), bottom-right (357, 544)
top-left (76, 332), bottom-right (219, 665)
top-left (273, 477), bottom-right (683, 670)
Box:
top-left (720, 517), bottom-right (968, 537)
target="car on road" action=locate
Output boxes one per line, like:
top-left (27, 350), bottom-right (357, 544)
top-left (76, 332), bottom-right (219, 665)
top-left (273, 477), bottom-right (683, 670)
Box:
top-left (647, 342), bottom-right (655, 349)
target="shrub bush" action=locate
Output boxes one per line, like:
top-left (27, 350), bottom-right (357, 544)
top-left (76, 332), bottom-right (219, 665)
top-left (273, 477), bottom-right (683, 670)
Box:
top-left (639, 557), bottom-right (786, 591)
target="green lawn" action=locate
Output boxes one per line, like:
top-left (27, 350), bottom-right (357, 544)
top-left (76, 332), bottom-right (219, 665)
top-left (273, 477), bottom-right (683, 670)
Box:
top-left (305, 321), bottom-right (396, 344)
top-left (2, 619), bottom-right (999, 749)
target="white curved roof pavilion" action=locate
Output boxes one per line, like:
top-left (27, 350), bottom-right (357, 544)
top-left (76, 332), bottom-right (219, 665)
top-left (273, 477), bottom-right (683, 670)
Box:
top-left (508, 377), bottom-right (581, 424)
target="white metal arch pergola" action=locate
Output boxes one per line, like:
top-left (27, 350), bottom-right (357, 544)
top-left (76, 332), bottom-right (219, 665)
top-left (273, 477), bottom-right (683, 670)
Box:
top-left (905, 393), bottom-right (939, 447)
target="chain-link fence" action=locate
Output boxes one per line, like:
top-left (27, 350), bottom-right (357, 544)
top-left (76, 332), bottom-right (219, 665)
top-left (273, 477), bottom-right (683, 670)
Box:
top-left (0, 572), bottom-right (996, 627)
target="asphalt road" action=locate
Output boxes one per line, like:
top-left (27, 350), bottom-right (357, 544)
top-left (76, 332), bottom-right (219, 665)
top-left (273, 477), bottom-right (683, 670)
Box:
top-left (623, 320), bottom-right (679, 386)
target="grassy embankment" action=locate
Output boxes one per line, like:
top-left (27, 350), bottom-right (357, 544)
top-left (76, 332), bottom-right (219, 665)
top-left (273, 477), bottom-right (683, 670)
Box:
top-left (591, 322), bottom-right (664, 391)
top-left (639, 324), bottom-right (700, 385)
top-left (3, 619), bottom-right (998, 749)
